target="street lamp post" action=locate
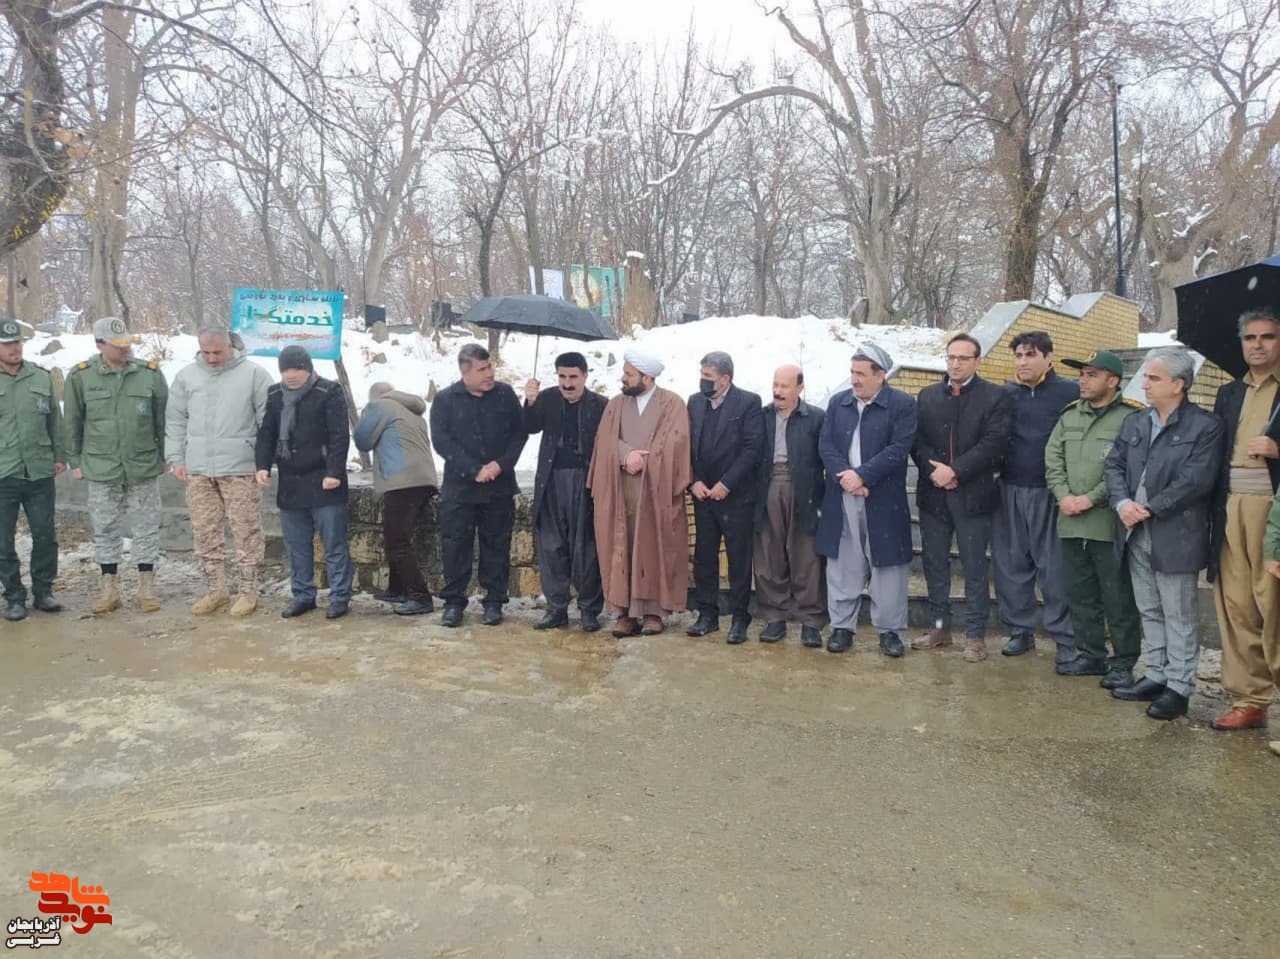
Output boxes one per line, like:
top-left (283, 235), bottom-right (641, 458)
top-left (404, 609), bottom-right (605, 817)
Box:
top-left (1110, 76), bottom-right (1127, 299)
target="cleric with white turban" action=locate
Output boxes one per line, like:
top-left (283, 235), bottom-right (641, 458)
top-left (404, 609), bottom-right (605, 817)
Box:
top-left (623, 348), bottom-right (665, 378)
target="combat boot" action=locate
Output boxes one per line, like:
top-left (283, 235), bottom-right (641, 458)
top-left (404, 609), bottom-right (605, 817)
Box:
top-left (230, 566), bottom-right (259, 618)
top-left (192, 565), bottom-right (229, 615)
top-left (137, 570), bottom-right (161, 613)
top-left (92, 573), bottom-right (121, 614)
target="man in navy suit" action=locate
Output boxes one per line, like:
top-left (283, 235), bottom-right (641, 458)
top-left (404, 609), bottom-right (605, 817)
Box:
top-left (686, 351), bottom-right (765, 644)
top-left (815, 343), bottom-right (918, 655)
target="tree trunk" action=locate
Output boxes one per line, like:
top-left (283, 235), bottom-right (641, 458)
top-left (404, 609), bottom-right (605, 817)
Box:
top-left (0, 2), bottom-right (71, 260)
top-left (14, 233), bottom-right (45, 325)
top-left (87, 7), bottom-right (138, 324)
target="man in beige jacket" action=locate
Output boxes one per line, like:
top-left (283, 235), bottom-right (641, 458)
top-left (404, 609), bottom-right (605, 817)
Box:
top-left (354, 382), bottom-right (439, 615)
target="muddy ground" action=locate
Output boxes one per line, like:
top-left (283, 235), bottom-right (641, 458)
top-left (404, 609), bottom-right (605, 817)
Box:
top-left (1, 540), bottom-right (1278, 958)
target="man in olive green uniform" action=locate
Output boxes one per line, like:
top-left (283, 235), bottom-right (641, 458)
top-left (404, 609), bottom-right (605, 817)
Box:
top-left (1044, 350), bottom-right (1145, 689)
top-left (63, 317), bottom-right (168, 614)
top-left (0, 317), bottom-right (65, 621)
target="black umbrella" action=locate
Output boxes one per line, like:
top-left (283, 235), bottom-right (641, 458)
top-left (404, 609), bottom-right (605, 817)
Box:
top-left (462, 294), bottom-right (617, 370)
top-left (1175, 254), bottom-right (1280, 378)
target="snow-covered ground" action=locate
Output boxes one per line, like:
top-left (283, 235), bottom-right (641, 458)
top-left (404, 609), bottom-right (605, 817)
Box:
top-left (29, 315), bottom-right (952, 475)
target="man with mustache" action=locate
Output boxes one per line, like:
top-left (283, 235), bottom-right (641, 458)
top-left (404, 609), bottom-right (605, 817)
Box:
top-left (587, 348), bottom-right (691, 637)
top-left (753, 363), bottom-right (826, 647)
top-left (523, 352), bottom-right (607, 632)
top-left (1209, 308), bottom-right (1280, 732)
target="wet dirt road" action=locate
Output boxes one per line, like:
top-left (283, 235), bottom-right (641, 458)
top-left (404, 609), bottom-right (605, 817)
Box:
top-left (1, 595), bottom-right (1278, 958)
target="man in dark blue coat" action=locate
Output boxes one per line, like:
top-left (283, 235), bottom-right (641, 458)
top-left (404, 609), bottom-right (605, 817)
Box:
top-left (254, 346), bottom-right (353, 620)
top-left (686, 351), bottom-right (765, 644)
top-left (815, 343), bottom-right (918, 656)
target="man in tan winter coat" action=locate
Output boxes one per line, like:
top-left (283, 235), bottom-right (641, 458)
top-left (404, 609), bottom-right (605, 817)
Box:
top-left (354, 382), bottom-right (439, 615)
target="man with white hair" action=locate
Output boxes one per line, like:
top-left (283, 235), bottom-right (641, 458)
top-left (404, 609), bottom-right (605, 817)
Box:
top-left (587, 348), bottom-right (691, 637)
top-left (1104, 346), bottom-right (1224, 721)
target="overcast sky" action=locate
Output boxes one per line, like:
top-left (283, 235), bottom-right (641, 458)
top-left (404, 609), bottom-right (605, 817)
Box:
top-left (576, 0), bottom-right (788, 67)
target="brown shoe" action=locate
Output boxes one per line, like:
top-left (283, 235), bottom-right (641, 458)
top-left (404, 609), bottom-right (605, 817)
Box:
top-left (640, 615), bottom-right (665, 635)
top-left (962, 637), bottom-right (987, 662)
top-left (611, 616), bottom-right (641, 638)
top-left (911, 627), bottom-right (952, 650)
top-left (1209, 706), bottom-right (1269, 731)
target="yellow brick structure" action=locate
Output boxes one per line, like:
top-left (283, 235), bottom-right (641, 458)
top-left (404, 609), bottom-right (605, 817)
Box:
top-left (888, 292), bottom-right (1141, 397)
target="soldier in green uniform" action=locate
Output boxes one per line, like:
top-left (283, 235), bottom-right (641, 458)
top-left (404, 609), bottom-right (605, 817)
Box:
top-left (1044, 350), bottom-right (1146, 689)
top-left (63, 317), bottom-right (169, 614)
top-left (0, 317), bottom-right (66, 621)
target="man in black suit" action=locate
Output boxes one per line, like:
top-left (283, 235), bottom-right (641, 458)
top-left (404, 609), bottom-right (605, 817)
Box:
top-left (910, 333), bottom-right (1012, 663)
top-left (523, 352), bottom-right (608, 632)
top-left (686, 351), bottom-right (764, 644)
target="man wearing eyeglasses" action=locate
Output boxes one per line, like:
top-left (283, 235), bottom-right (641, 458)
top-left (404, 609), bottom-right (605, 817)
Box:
top-left (1208, 309), bottom-right (1280, 733)
top-left (910, 333), bottom-right (1012, 663)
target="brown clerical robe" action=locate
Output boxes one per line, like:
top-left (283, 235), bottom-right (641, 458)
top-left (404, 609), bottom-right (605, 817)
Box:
top-left (587, 387), bottom-right (692, 614)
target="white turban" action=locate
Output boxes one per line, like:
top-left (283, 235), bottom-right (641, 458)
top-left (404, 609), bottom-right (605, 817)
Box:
top-left (624, 348), bottom-right (665, 378)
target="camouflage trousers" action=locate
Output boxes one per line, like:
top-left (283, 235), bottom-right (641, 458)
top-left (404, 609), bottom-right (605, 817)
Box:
top-left (87, 477), bottom-right (162, 566)
top-left (185, 474), bottom-right (265, 569)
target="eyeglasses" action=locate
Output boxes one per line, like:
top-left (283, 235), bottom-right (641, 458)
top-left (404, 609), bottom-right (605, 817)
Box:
top-left (946, 354), bottom-right (978, 362)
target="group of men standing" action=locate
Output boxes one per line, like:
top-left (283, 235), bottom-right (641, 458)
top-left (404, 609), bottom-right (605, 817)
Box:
top-left (0, 321), bottom-right (353, 623)
top-left (3, 312), bottom-right (1280, 749)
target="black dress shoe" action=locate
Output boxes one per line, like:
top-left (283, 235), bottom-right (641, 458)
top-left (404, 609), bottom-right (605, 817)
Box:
top-left (534, 610), bottom-right (569, 630)
top-left (482, 604), bottom-right (503, 626)
top-left (801, 625), bottom-right (823, 648)
top-left (879, 631), bottom-right (905, 658)
top-left (580, 612), bottom-right (601, 633)
top-left (373, 590), bottom-right (406, 603)
top-left (440, 606), bottom-right (464, 628)
top-left (1146, 688), bottom-right (1189, 721)
top-left (4, 599), bottom-right (26, 621)
top-left (326, 602), bottom-right (349, 620)
top-left (1100, 666), bottom-right (1134, 690)
top-left (759, 621), bottom-right (787, 643)
top-left (726, 619), bottom-right (749, 644)
top-left (1057, 656), bottom-right (1107, 676)
top-left (281, 599), bottom-right (317, 619)
top-left (1001, 632), bottom-right (1036, 656)
top-left (1112, 676), bottom-right (1166, 701)
top-left (686, 612), bottom-right (719, 637)
top-left (394, 599), bottom-right (434, 616)
top-left (827, 628), bottom-right (853, 653)
top-left (32, 595), bottom-right (62, 613)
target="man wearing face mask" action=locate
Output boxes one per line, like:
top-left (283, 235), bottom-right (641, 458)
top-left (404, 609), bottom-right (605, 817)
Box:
top-left (686, 351), bottom-right (764, 644)
top-left (255, 346), bottom-right (353, 620)
top-left (523, 352), bottom-right (607, 632)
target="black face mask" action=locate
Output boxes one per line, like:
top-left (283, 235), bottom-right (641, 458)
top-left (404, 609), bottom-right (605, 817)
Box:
top-left (699, 378), bottom-right (717, 397)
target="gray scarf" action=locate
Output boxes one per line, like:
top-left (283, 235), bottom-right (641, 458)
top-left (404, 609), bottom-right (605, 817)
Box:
top-left (277, 372), bottom-right (318, 461)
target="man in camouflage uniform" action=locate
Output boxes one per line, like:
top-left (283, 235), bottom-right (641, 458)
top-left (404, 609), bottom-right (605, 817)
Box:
top-left (63, 317), bottom-right (169, 614)
top-left (0, 317), bottom-right (65, 621)
top-left (166, 328), bottom-right (273, 616)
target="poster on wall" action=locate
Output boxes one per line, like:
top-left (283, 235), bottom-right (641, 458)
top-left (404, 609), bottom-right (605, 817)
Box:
top-left (230, 288), bottom-right (344, 360)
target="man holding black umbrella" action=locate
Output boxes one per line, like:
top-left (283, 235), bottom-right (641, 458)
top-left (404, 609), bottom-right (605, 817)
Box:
top-left (523, 352), bottom-right (607, 632)
top-left (1209, 309), bottom-right (1280, 732)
